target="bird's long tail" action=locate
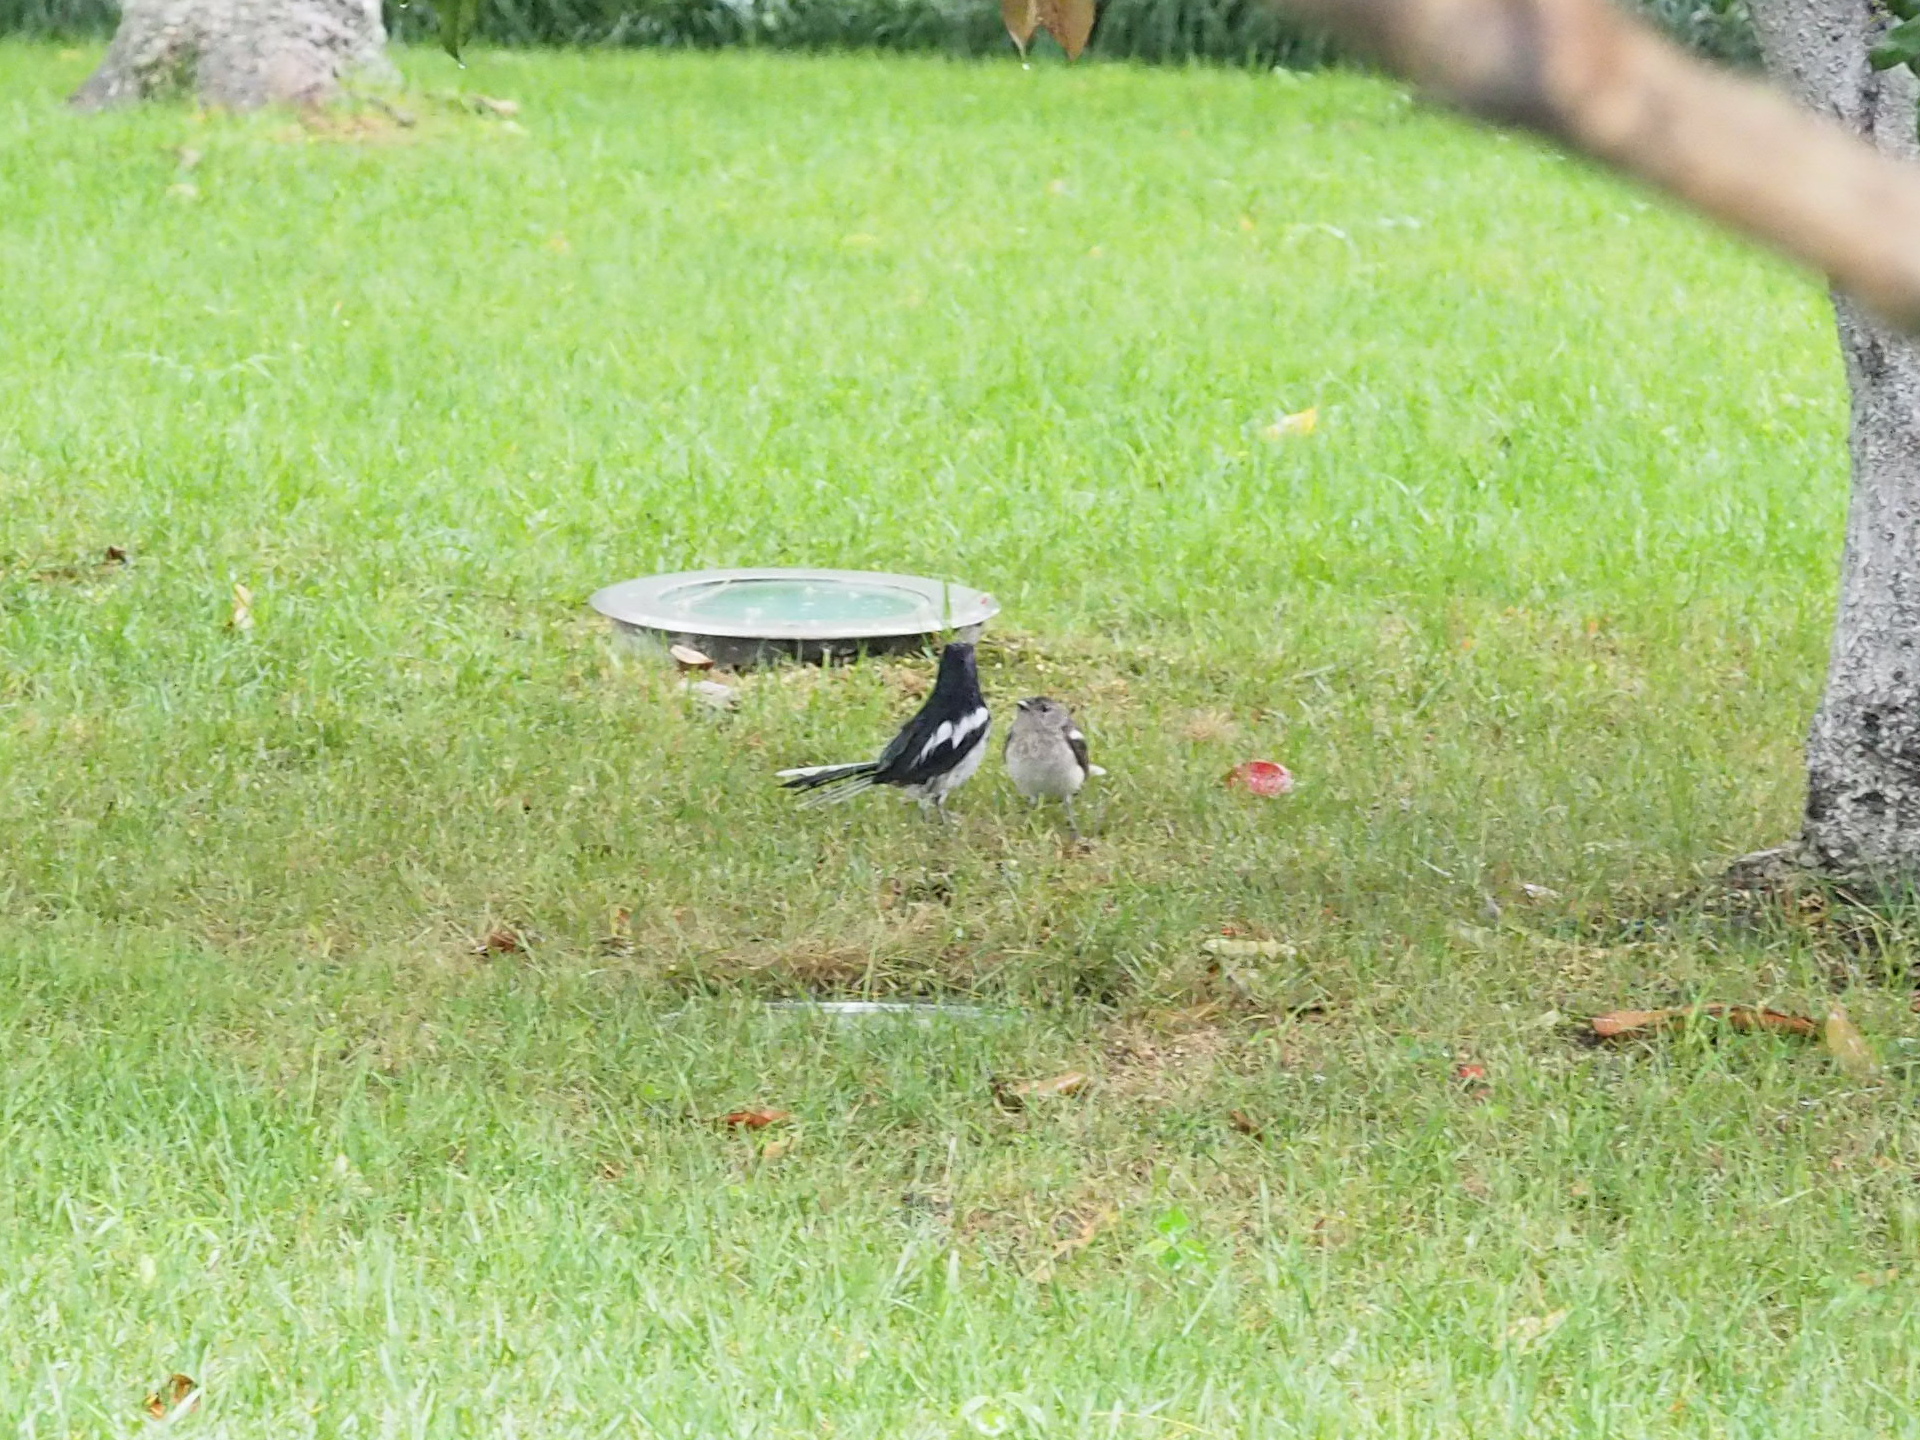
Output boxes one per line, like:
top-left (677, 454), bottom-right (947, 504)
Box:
top-left (777, 762), bottom-right (880, 808)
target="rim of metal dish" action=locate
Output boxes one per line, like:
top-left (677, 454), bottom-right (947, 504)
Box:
top-left (588, 567), bottom-right (1000, 643)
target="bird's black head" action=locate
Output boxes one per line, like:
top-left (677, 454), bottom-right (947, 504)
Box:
top-left (928, 641), bottom-right (982, 703)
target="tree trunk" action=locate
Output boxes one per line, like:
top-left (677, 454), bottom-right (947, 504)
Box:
top-left (1748, 0), bottom-right (1920, 878)
top-left (71, 0), bottom-right (392, 111)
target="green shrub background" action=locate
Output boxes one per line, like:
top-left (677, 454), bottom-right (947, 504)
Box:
top-left (1, 0), bottom-right (1757, 68)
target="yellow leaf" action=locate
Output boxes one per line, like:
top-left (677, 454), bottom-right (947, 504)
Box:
top-left (230, 583), bottom-right (254, 632)
top-left (1824, 1004), bottom-right (1882, 1079)
top-left (1011, 1070), bottom-right (1088, 1099)
top-left (1259, 407), bottom-right (1318, 441)
top-left (1201, 937), bottom-right (1295, 959)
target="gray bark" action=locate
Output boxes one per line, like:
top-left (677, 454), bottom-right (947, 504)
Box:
top-left (1749, 0), bottom-right (1920, 878)
top-left (72, 0), bottom-right (392, 111)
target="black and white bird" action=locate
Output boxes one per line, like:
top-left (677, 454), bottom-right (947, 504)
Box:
top-left (777, 642), bottom-right (991, 818)
top-left (1004, 695), bottom-right (1102, 838)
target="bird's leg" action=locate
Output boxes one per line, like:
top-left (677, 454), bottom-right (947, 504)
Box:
top-left (1064, 795), bottom-right (1082, 842)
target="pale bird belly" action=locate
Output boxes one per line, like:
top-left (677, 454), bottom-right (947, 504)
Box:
top-left (1007, 748), bottom-right (1084, 800)
top-left (907, 735), bottom-right (988, 801)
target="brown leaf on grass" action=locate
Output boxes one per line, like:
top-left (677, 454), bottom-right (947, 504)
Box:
top-left (597, 906), bottom-right (634, 955)
top-left (104, 545), bottom-right (130, 565)
top-left (1227, 1109), bottom-right (1266, 1139)
top-left (1031, 1204), bottom-right (1116, 1281)
top-left (473, 928), bottom-right (525, 956)
top-left (143, 1373), bottom-right (198, 1421)
top-left (1590, 1004), bottom-right (1819, 1040)
top-left (1454, 1062), bottom-right (1492, 1101)
top-left (1001, 0), bottom-right (1095, 58)
top-left (993, 1070), bottom-right (1090, 1111)
top-left (1182, 708), bottom-right (1239, 744)
top-left (1823, 1004), bottom-right (1883, 1080)
top-left (759, 1134), bottom-right (797, 1160)
top-left (669, 643), bottom-right (715, 670)
top-left (717, 1107), bottom-right (791, 1129)
top-left (473, 94), bottom-right (521, 117)
top-left (229, 582), bottom-right (253, 632)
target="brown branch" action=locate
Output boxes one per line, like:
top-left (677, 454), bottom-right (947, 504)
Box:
top-left (1282, 0), bottom-right (1920, 331)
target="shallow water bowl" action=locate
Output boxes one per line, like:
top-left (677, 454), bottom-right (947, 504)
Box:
top-left (589, 567), bottom-right (999, 668)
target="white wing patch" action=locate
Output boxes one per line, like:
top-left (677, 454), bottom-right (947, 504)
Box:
top-left (918, 706), bottom-right (990, 765)
top-left (917, 721), bottom-right (954, 764)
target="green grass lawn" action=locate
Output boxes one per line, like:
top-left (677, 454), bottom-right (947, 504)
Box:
top-left (2, 39), bottom-right (1911, 1437)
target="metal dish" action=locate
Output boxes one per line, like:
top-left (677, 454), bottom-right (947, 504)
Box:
top-left (589, 566), bottom-right (998, 667)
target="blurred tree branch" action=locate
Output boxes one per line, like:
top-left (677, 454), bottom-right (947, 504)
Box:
top-left (1277, 0), bottom-right (1920, 331)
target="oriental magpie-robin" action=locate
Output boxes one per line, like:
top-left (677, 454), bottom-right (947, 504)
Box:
top-left (777, 642), bottom-right (991, 817)
top-left (1004, 695), bottom-right (1103, 838)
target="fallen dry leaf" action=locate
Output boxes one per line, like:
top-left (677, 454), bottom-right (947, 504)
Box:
top-left (104, 545), bottom-right (130, 565)
top-left (1824, 1003), bottom-right (1883, 1080)
top-left (1590, 1004), bottom-right (1819, 1040)
top-left (759, 1134), bottom-right (796, 1160)
top-left (473, 94), bottom-right (520, 117)
top-left (229, 582), bottom-right (253, 632)
top-left (669, 643), bottom-right (715, 670)
top-left (1259, 406), bottom-right (1319, 441)
top-left (1225, 760), bottom-right (1294, 796)
top-left (1202, 936), bottom-right (1295, 959)
top-left (718, 1107), bottom-right (791, 1129)
top-left (143, 1373), bottom-right (198, 1421)
top-left (1000, 1071), bottom-right (1090, 1109)
top-left (1502, 1309), bottom-right (1570, 1351)
top-left (1031, 1204), bottom-right (1117, 1281)
top-left (473, 928), bottom-right (525, 956)
top-left (1228, 1109), bottom-right (1266, 1139)
top-left (1454, 1062), bottom-right (1492, 1101)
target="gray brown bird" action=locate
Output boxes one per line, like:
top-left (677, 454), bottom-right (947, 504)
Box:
top-left (1003, 695), bottom-right (1102, 838)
